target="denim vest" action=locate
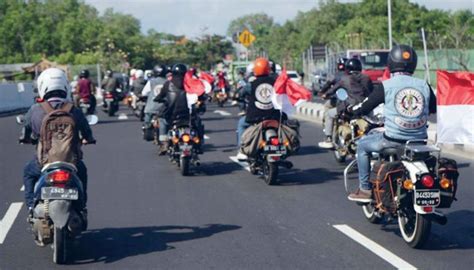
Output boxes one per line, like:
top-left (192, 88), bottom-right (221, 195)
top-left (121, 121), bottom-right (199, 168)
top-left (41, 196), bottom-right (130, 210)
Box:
top-left (383, 75), bottom-right (430, 140)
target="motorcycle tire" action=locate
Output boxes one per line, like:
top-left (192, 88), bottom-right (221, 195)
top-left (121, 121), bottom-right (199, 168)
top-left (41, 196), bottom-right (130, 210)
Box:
top-left (362, 204), bottom-right (382, 224)
top-left (263, 161), bottom-right (278, 185)
top-left (53, 226), bottom-right (67, 264)
top-left (398, 208), bottom-right (432, 249)
top-left (180, 156), bottom-right (190, 176)
top-left (333, 149), bottom-right (346, 163)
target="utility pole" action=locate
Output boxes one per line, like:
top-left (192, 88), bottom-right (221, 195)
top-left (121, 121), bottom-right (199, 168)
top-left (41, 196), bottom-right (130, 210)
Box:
top-left (421, 27), bottom-right (430, 84)
top-left (388, 0), bottom-right (392, 49)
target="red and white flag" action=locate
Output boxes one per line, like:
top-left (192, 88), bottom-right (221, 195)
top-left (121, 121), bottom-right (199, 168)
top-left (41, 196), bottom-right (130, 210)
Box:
top-left (272, 69), bottom-right (312, 114)
top-left (183, 71), bottom-right (213, 110)
top-left (437, 70), bottom-right (474, 144)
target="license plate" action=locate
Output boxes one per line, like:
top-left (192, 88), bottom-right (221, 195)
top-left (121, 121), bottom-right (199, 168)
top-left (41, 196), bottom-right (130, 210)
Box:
top-left (264, 145), bottom-right (287, 155)
top-left (41, 187), bottom-right (78, 200)
top-left (179, 144), bottom-right (192, 151)
top-left (80, 104), bottom-right (90, 108)
top-left (415, 189), bottom-right (440, 206)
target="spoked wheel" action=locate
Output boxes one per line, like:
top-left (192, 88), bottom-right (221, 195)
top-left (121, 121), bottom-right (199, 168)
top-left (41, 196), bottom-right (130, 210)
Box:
top-left (180, 157), bottom-right (190, 176)
top-left (53, 227), bottom-right (67, 264)
top-left (362, 204), bottom-right (382, 224)
top-left (398, 207), bottom-right (431, 248)
top-left (263, 161), bottom-right (278, 185)
top-left (332, 124), bottom-right (346, 163)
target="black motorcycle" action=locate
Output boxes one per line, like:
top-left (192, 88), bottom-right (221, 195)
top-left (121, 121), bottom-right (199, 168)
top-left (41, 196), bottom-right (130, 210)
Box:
top-left (167, 122), bottom-right (202, 176)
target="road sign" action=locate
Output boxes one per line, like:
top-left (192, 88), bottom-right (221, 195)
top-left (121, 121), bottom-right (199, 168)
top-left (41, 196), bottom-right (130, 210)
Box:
top-left (239, 29), bottom-right (256, 48)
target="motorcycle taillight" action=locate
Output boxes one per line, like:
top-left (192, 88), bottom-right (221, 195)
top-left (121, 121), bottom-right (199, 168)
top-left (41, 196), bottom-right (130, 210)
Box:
top-left (105, 92), bottom-right (113, 98)
top-left (49, 170), bottom-right (70, 186)
top-left (270, 137), bottom-right (280, 146)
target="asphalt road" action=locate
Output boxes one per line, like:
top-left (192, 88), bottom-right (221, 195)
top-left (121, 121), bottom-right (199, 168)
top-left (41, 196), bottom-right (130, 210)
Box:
top-left (1, 103), bottom-right (473, 269)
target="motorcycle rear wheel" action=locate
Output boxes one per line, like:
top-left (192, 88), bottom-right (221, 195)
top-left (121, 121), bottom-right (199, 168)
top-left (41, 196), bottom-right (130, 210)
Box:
top-left (180, 157), bottom-right (190, 176)
top-left (263, 161), bottom-right (278, 185)
top-left (53, 227), bottom-right (67, 264)
top-left (398, 208), bottom-right (431, 248)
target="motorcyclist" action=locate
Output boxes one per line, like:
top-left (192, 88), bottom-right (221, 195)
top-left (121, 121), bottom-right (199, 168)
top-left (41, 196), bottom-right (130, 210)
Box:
top-left (130, 69), bottom-right (147, 109)
top-left (21, 68), bottom-right (95, 223)
top-left (101, 69), bottom-right (121, 107)
top-left (319, 57), bottom-right (347, 95)
top-left (318, 58), bottom-right (373, 148)
top-left (236, 58), bottom-right (285, 160)
top-left (142, 65), bottom-right (167, 142)
top-left (154, 63), bottom-right (187, 154)
top-left (75, 69), bottom-right (96, 114)
top-left (347, 45), bottom-right (437, 202)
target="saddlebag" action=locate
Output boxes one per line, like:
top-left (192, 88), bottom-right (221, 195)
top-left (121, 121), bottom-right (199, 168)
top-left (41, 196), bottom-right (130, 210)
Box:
top-left (370, 161), bottom-right (405, 213)
top-left (437, 158), bottom-right (459, 208)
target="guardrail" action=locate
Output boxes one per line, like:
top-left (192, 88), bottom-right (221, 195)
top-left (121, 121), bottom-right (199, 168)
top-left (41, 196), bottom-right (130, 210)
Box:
top-left (0, 82), bottom-right (35, 113)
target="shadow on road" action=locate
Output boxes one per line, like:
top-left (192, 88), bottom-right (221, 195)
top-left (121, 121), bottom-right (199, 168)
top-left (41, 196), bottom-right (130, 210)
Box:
top-left (278, 167), bottom-right (342, 186)
top-left (205, 128), bottom-right (236, 134)
top-left (203, 143), bottom-right (236, 152)
top-left (71, 224), bottom-right (241, 264)
top-left (197, 161), bottom-right (243, 176)
top-left (295, 145), bottom-right (325, 156)
top-left (380, 210), bottom-right (474, 250)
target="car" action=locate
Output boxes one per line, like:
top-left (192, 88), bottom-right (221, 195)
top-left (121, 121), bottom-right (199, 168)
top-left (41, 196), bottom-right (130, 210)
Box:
top-left (311, 70), bottom-right (328, 93)
top-left (287, 70), bottom-right (302, 84)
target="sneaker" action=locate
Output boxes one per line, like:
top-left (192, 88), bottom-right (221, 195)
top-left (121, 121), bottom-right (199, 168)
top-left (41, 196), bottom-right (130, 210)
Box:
top-left (318, 137), bottom-right (334, 149)
top-left (238, 111), bottom-right (245, 116)
top-left (347, 189), bottom-right (372, 203)
top-left (236, 152), bottom-right (248, 161)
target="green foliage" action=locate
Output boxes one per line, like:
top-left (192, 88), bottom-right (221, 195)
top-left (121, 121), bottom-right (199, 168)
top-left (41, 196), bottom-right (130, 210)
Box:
top-left (0, 0), bottom-right (233, 71)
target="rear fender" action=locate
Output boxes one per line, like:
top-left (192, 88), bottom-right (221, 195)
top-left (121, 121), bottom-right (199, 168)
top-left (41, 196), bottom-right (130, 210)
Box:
top-left (48, 200), bottom-right (72, 229)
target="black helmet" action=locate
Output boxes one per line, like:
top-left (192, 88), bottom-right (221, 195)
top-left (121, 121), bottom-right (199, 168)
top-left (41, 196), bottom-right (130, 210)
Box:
top-left (171, 63), bottom-right (187, 76)
top-left (80, 69), bottom-right (90, 78)
top-left (153, 65), bottom-right (166, 77)
top-left (345, 58), bottom-right (362, 73)
top-left (337, 57), bottom-right (348, 71)
top-left (387, 44), bottom-right (417, 74)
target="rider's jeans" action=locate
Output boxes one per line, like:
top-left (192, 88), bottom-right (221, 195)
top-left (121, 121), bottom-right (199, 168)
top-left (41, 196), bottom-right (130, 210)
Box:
top-left (144, 113), bottom-right (152, 124)
top-left (324, 108), bottom-right (338, 137)
top-left (158, 118), bottom-right (168, 142)
top-left (236, 116), bottom-right (250, 148)
top-left (23, 158), bottom-right (88, 209)
top-left (356, 132), bottom-right (400, 190)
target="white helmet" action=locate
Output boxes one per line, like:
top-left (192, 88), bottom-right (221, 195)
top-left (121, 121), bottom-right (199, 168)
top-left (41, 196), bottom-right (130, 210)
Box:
top-left (246, 63), bottom-right (255, 75)
top-left (36, 68), bottom-right (70, 99)
top-left (135, 69), bottom-right (144, 78)
top-left (130, 68), bottom-right (137, 77)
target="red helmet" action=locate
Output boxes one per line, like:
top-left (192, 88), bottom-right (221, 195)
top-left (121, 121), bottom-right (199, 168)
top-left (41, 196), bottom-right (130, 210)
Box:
top-left (253, 57), bottom-right (270, 76)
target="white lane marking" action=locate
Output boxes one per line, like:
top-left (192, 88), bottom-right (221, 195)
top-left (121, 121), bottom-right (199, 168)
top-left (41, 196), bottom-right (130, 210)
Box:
top-left (20, 185), bottom-right (24, 191)
top-left (229, 156), bottom-right (250, 172)
top-left (118, 113), bottom-right (128, 120)
top-left (213, 110), bottom-right (231, 116)
top-left (0, 202), bottom-right (23, 244)
top-left (333, 224), bottom-right (416, 270)
top-left (204, 135), bottom-right (210, 140)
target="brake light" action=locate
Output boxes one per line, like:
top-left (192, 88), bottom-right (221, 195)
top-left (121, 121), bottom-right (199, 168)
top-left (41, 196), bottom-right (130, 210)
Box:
top-left (105, 92), bottom-right (113, 98)
top-left (182, 134), bottom-right (191, 143)
top-left (270, 137), bottom-right (280, 146)
top-left (50, 170), bottom-right (70, 183)
top-left (423, 207), bottom-right (433, 213)
top-left (420, 175), bottom-right (434, 188)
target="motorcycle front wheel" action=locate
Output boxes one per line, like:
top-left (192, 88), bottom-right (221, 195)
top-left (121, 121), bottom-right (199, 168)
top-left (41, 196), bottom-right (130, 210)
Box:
top-left (263, 161), bottom-right (278, 185)
top-left (53, 226), bottom-right (67, 264)
top-left (398, 208), bottom-right (431, 248)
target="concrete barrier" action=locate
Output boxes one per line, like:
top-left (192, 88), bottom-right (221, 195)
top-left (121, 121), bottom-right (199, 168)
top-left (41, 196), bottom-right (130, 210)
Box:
top-left (295, 101), bottom-right (473, 158)
top-left (0, 82), bottom-right (35, 113)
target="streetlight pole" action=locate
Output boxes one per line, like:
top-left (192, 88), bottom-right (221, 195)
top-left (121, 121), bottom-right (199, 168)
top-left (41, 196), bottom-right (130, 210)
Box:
top-left (388, 0), bottom-right (392, 49)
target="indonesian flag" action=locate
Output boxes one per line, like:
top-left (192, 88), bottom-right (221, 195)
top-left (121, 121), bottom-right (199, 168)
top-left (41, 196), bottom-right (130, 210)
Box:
top-left (183, 71), bottom-right (213, 110)
top-left (272, 69), bottom-right (312, 114)
top-left (437, 70), bottom-right (474, 144)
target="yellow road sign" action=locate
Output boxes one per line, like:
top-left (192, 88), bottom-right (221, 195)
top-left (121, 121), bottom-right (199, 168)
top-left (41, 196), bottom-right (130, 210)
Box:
top-left (239, 29), bottom-right (256, 48)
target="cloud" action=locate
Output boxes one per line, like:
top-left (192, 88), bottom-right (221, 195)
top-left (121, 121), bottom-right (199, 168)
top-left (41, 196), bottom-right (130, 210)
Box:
top-left (85, 0), bottom-right (473, 37)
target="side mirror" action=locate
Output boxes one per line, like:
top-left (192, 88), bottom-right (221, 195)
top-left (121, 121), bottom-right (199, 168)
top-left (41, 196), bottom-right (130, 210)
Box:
top-left (86, 115), bottom-right (99, 125)
top-left (336, 88), bottom-right (348, 101)
top-left (16, 115), bottom-right (25, 125)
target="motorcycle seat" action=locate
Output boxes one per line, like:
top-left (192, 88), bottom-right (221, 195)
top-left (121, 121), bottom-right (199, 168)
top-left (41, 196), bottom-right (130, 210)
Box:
top-left (380, 147), bottom-right (401, 159)
top-left (41, 161), bottom-right (77, 173)
top-left (261, 120), bottom-right (279, 129)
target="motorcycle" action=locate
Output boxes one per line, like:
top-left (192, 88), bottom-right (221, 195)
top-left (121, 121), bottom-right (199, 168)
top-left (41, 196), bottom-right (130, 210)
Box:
top-left (343, 136), bottom-right (459, 248)
top-left (142, 114), bottom-right (159, 142)
top-left (167, 121), bottom-right (201, 176)
top-left (332, 88), bottom-right (383, 163)
top-left (102, 91), bottom-right (119, 116)
top-left (215, 88), bottom-right (227, 107)
top-left (246, 120), bottom-right (293, 185)
top-left (16, 116), bottom-right (97, 264)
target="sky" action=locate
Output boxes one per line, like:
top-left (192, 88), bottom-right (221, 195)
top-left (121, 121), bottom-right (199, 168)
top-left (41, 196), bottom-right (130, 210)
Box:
top-left (84, 0), bottom-right (473, 38)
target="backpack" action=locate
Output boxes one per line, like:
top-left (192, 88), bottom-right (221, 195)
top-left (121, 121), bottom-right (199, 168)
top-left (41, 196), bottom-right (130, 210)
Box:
top-left (37, 102), bottom-right (80, 166)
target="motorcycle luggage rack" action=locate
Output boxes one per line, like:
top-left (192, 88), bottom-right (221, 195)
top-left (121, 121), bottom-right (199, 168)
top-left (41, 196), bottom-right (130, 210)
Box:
top-left (403, 140), bottom-right (440, 161)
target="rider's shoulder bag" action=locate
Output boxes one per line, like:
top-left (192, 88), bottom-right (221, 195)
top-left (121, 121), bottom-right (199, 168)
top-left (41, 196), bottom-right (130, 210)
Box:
top-left (37, 102), bottom-right (80, 167)
top-left (370, 161), bottom-right (405, 213)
